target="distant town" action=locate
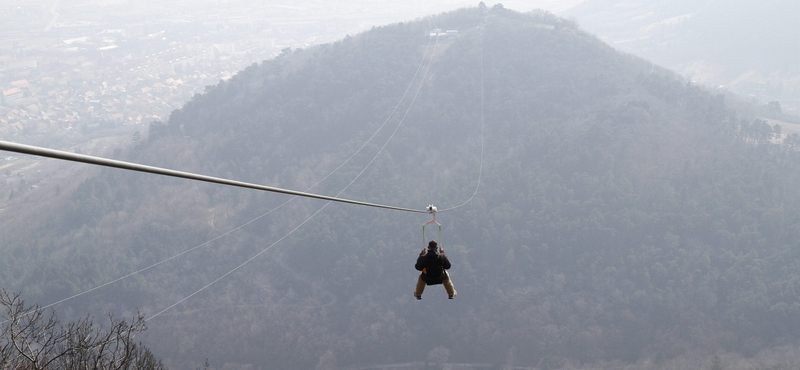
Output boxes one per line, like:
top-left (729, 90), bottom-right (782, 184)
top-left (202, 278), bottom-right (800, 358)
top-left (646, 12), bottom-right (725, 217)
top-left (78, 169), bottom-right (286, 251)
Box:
top-left (0, 0), bottom-right (470, 145)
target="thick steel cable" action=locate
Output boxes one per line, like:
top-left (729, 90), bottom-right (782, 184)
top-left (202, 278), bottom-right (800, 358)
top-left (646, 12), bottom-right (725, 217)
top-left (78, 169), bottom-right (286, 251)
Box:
top-left (0, 140), bottom-right (427, 214)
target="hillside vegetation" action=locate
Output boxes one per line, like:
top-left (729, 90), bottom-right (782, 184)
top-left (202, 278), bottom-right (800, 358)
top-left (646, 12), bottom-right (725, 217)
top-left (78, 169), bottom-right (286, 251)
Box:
top-left (3, 4), bottom-right (800, 369)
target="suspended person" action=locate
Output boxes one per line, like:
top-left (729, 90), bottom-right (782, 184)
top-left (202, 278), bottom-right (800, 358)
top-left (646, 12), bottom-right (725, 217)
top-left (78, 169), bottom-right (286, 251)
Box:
top-left (414, 240), bottom-right (456, 300)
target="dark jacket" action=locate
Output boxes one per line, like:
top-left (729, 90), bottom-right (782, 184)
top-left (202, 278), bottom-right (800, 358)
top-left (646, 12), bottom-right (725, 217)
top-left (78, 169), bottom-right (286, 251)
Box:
top-left (415, 248), bottom-right (451, 285)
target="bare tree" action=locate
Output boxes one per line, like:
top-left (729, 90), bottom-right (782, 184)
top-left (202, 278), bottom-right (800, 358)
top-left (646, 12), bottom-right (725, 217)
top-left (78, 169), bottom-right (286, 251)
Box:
top-left (0, 289), bottom-right (166, 370)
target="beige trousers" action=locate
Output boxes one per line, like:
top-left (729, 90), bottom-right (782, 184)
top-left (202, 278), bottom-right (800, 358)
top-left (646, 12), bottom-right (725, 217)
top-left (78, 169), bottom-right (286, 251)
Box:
top-left (415, 271), bottom-right (456, 298)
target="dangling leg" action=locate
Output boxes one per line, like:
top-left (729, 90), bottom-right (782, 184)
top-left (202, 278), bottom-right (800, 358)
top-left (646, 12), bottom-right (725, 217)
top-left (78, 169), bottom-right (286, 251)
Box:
top-left (414, 274), bottom-right (426, 300)
top-left (443, 271), bottom-right (456, 299)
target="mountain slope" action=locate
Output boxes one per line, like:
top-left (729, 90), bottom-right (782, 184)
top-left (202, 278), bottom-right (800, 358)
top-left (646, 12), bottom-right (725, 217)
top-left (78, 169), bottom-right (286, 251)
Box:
top-left (3, 5), bottom-right (800, 369)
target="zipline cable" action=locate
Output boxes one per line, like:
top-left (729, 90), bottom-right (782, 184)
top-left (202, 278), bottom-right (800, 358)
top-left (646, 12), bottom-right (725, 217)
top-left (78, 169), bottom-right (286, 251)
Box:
top-left (307, 34), bottom-right (437, 192)
top-left (1, 35), bottom-right (441, 317)
top-left (0, 140), bottom-right (428, 214)
top-left (339, 35), bottom-right (441, 197)
top-left (438, 29), bottom-right (485, 213)
top-left (147, 200), bottom-right (328, 321)
top-left (147, 34), bottom-right (443, 321)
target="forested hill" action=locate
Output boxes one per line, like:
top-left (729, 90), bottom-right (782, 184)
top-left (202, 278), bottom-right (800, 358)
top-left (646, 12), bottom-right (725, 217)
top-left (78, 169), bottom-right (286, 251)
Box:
top-left (4, 4), bottom-right (800, 369)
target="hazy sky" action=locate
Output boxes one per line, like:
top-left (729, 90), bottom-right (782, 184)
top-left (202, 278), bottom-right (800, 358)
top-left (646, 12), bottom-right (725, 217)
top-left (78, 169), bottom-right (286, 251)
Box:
top-left (461, 0), bottom-right (586, 12)
top-left (7, 0), bottom-right (586, 35)
top-left (375, 0), bottom-right (587, 16)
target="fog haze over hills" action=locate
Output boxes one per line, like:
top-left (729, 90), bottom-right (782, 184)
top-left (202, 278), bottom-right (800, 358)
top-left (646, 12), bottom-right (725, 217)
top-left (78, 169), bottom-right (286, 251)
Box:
top-left (564, 0), bottom-right (800, 114)
top-left (4, 0), bottom-right (798, 148)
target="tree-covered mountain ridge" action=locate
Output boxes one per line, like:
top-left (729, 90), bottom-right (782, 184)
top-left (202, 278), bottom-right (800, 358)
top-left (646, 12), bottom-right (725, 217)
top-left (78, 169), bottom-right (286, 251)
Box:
top-left (3, 4), bottom-right (800, 369)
